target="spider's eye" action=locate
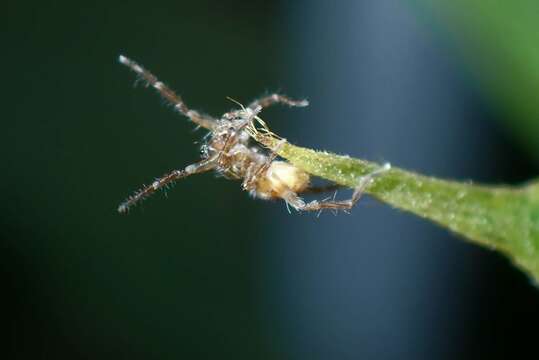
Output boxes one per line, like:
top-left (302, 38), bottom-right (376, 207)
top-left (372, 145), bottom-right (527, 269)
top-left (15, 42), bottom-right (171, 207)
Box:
top-left (199, 144), bottom-right (209, 158)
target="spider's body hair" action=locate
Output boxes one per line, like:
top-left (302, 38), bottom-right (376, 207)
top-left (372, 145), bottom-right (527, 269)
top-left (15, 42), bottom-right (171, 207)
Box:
top-left (194, 106), bottom-right (311, 200)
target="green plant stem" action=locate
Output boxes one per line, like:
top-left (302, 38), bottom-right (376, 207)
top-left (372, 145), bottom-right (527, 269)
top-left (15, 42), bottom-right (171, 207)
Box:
top-left (261, 135), bottom-right (539, 283)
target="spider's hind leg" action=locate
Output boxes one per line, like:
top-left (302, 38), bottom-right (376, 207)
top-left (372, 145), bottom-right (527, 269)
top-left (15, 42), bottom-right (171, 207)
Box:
top-left (283, 163), bottom-right (391, 213)
top-left (299, 184), bottom-right (343, 195)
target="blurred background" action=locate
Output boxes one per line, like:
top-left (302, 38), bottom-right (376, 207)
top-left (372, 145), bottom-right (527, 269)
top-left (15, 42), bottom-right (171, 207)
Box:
top-left (3, 0), bottom-right (539, 359)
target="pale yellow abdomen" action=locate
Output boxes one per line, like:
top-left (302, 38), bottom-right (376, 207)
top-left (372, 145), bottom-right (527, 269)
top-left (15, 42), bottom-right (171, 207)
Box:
top-left (256, 161), bottom-right (310, 198)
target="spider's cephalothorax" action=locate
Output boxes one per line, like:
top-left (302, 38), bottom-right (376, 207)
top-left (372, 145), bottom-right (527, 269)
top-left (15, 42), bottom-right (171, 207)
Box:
top-left (117, 55), bottom-right (389, 214)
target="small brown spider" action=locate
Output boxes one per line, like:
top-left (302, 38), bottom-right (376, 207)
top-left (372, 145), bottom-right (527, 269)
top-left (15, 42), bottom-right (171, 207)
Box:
top-left (117, 55), bottom-right (389, 214)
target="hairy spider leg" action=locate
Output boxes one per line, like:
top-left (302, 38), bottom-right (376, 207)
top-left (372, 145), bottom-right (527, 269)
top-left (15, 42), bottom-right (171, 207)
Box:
top-left (118, 158), bottom-right (218, 213)
top-left (282, 163), bottom-right (391, 212)
top-left (118, 55), bottom-right (217, 130)
top-left (248, 93), bottom-right (309, 110)
top-left (299, 184), bottom-right (343, 195)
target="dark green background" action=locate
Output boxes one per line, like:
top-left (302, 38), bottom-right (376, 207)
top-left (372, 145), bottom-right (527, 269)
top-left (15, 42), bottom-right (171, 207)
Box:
top-left (3, 1), bottom-right (287, 358)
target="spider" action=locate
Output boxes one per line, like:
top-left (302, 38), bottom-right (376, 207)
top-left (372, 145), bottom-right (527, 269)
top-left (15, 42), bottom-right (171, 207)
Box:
top-left (117, 55), bottom-right (390, 214)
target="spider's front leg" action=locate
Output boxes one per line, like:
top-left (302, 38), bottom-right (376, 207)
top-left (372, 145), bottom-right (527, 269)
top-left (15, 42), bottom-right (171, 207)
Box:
top-left (248, 93), bottom-right (309, 110)
top-left (118, 157), bottom-right (218, 213)
top-left (283, 163), bottom-right (391, 213)
top-left (119, 55), bottom-right (217, 130)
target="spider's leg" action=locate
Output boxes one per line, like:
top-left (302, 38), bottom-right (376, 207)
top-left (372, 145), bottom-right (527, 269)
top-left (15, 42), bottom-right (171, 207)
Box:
top-left (283, 163), bottom-right (391, 212)
top-left (248, 93), bottom-right (309, 110)
top-left (242, 139), bottom-right (286, 191)
top-left (118, 158), bottom-right (217, 213)
top-left (119, 55), bottom-right (217, 130)
top-left (299, 184), bottom-right (343, 195)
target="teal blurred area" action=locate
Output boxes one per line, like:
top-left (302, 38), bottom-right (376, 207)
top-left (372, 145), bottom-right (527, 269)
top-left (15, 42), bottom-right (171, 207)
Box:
top-left (2, 1), bottom-right (539, 359)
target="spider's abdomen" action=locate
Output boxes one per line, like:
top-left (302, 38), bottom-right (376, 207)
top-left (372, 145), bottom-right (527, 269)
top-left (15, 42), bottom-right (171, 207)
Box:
top-left (255, 161), bottom-right (310, 198)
